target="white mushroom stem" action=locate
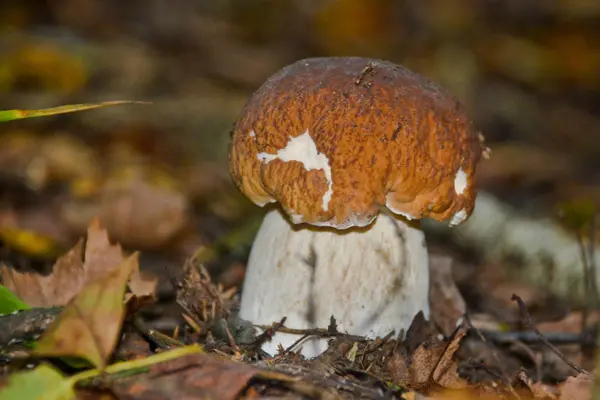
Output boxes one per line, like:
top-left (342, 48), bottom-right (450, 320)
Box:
top-left (239, 208), bottom-right (430, 358)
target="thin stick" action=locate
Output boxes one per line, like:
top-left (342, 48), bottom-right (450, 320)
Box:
top-left (464, 314), bottom-right (522, 400)
top-left (282, 333), bottom-right (312, 355)
top-left (224, 325), bottom-right (240, 353)
top-left (511, 293), bottom-right (589, 375)
top-left (255, 324), bottom-right (367, 342)
top-left (253, 317), bottom-right (287, 348)
top-left (481, 330), bottom-right (588, 346)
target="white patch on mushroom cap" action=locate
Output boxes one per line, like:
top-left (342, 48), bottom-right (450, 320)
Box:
top-left (454, 168), bottom-right (468, 195)
top-left (249, 130), bottom-right (256, 138)
top-left (385, 193), bottom-right (417, 220)
top-left (256, 130), bottom-right (333, 211)
top-left (449, 208), bottom-right (468, 226)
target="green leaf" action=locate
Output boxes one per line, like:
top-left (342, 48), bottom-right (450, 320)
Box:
top-left (0, 364), bottom-right (75, 400)
top-left (0, 285), bottom-right (31, 314)
top-left (0, 101), bottom-right (149, 122)
top-left (33, 254), bottom-right (138, 369)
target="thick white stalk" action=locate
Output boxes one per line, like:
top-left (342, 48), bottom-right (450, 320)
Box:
top-left (240, 209), bottom-right (430, 358)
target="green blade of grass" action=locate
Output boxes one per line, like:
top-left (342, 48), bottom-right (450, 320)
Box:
top-left (0, 101), bottom-right (150, 122)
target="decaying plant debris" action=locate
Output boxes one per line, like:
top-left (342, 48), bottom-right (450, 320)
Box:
top-left (1, 2), bottom-right (600, 399)
top-left (1, 228), bottom-right (596, 400)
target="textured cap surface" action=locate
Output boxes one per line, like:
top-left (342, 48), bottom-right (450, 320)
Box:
top-left (229, 57), bottom-right (486, 229)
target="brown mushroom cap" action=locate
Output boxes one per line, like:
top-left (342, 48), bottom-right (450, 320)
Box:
top-left (229, 57), bottom-right (485, 229)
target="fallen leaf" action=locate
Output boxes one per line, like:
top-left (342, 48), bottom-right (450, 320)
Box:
top-left (537, 311), bottom-right (600, 335)
top-left (0, 363), bottom-right (75, 400)
top-left (432, 325), bottom-right (469, 389)
top-left (98, 170), bottom-right (189, 250)
top-left (1, 218), bottom-right (126, 307)
top-left (32, 253), bottom-right (138, 369)
top-left (429, 255), bottom-right (466, 336)
top-left (514, 369), bottom-right (558, 399)
top-left (83, 217), bottom-right (126, 284)
top-left (124, 262), bottom-right (158, 313)
top-left (387, 315), bottom-right (468, 392)
top-left (0, 240), bottom-right (85, 307)
top-left (558, 373), bottom-right (593, 400)
top-left (0, 227), bottom-right (63, 260)
top-left (112, 352), bottom-right (315, 400)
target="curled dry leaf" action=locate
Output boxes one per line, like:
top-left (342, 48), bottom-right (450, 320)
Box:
top-left (124, 262), bottom-right (158, 313)
top-left (0, 218), bottom-right (157, 308)
top-left (428, 255), bottom-right (467, 337)
top-left (32, 253), bottom-right (139, 369)
top-left (111, 352), bottom-right (330, 400)
top-left (558, 373), bottom-right (593, 400)
top-left (515, 369), bottom-right (558, 399)
top-left (0, 240), bottom-right (86, 307)
top-left (98, 170), bottom-right (189, 250)
top-left (387, 315), bottom-right (468, 393)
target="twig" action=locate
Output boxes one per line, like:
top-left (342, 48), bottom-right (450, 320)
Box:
top-left (253, 317), bottom-right (287, 348)
top-left (464, 314), bottom-right (522, 400)
top-left (131, 314), bottom-right (184, 350)
top-left (480, 330), bottom-right (590, 346)
top-left (282, 333), bottom-right (312, 355)
top-left (255, 324), bottom-right (368, 342)
top-left (224, 324), bottom-right (240, 353)
top-left (511, 293), bottom-right (589, 375)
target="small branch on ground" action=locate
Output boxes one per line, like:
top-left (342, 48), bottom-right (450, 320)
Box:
top-left (481, 330), bottom-right (593, 347)
top-left (464, 314), bottom-right (522, 400)
top-left (252, 317), bottom-right (287, 348)
top-left (131, 314), bottom-right (184, 350)
top-left (511, 293), bottom-right (589, 375)
top-left (282, 334), bottom-right (311, 355)
top-left (256, 324), bottom-right (368, 342)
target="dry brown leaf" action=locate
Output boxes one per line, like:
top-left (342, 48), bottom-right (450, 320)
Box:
top-left (387, 314), bottom-right (468, 393)
top-left (111, 352), bottom-right (322, 400)
top-left (33, 253), bottom-right (139, 369)
top-left (538, 311), bottom-right (600, 334)
top-left (98, 171), bottom-right (189, 250)
top-left (432, 325), bottom-right (469, 389)
top-left (83, 217), bottom-right (126, 283)
top-left (558, 373), bottom-right (593, 400)
top-left (429, 255), bottom-right (466, 336)
top-left (124, 262), bottom-right (158, 312)
top-left (0, 218), bottom-right (126, 307)
top-left (0, 240), bottom-right (85, 307)
top-left (515, 369), bottom-right (558, 399)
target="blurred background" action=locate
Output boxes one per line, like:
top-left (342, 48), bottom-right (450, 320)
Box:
top-left (1, 0), bottom-right (599, 320)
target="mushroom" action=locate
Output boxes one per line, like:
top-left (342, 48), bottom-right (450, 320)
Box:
top-left (229, 57), bottom-right (486, 357)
